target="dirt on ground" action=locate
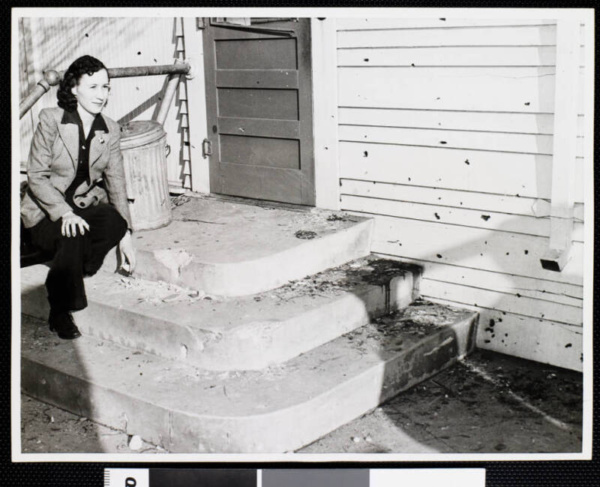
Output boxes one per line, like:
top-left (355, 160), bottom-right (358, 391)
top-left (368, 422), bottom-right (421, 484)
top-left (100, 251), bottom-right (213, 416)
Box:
top-left (21, 349), bottom-right (583, 455)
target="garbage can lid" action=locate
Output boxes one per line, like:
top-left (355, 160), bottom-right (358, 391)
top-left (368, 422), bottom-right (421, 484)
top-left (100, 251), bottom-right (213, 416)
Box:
top-left (120, 120), bottom-right (166, 150)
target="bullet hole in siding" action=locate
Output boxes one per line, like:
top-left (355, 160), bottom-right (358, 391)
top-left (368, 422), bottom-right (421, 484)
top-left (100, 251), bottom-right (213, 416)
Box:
top-left (408, 177), bottom-right (412, 181)
top-left (524, 102), bottom-right (530, 106)
top-left (325, 147), bottom-right (329, 150)
top-left (498, 318), bottom-right (503, 322)
top-left (502, 311), bottom-right (506, 315)
top-left (505, 333), bottom-right (508, 337)
top-left (411, 63), bottom-right (415, 67)
top-left (516, 293), bottom-right (521, 298)
top-left (363, 151), bottom-right (368, 157)
top-left (136, 87), bottom-right (140, 91)
top-left (436, 97), bottom-right (441, 100)
top-left (489, 319), bottom-right (495, 327)
top-left (85, 33), bottom-right (89, 37)
top-left (364, 58), bottom-right (370, 62)
top-left (399, 243), bottom-right (403, 246)
top-left (460, 202), bottom-right (463, 205)
top-left (485, 241), bottom-right (488, 245)
top-left (524, 249), bottom-right (529, 255)
top-left (438, 197), bottom-right (442, 200)
top-left (137, 51), bottom-right (142, 55)
top-left (481, 214), bottom-right (490, 221)
top-left (257, 81), bottom-right (260, 84)
top-left (484, 339), bottom-right (491, 343)
top-left (565, 343), bottom-right (573, 348)
top-left (492, 334), bottom-right (495, 338)
top-left (434, 213), bottom-right (441, 220)
top-left (440, 141), bottom-right (447, 145)
top-left (154, 58), bottom-right (157, 63)
top-left (480, 253), bottom-right (483, 256)
top-left (506, 252), bottom-right (510, 256)
top-left (436, 254), bottom-right (443, 259)
top-left (516, 194), bottom-right (520, 197)
top-left (465, 159), bottom-right (470, 165)
top-left (485, 328), bottom-right (493, 333)
top-left (580, 353), bottom-right (583, 362)
top-left (440, 17), bottom-right (446, 21)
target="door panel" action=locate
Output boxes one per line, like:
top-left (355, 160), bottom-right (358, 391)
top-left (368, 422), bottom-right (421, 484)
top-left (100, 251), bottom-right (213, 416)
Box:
top-left (203, 18), bottom-right (315, 205)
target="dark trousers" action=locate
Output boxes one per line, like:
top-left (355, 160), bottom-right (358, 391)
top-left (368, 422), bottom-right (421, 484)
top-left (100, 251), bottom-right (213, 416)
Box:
top-left (29, 204), bottom-right (128, 313)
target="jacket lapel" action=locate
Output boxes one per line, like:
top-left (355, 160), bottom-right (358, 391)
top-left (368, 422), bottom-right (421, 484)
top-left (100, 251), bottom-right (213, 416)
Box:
top-left (90, 130), bottom-right (108, 167)
top-left (57, 122), bottom-right (80, 170)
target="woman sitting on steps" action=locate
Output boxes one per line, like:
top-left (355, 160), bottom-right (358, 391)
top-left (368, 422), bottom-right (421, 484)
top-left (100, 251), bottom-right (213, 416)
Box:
top-left (21, 55), bottom-right (136, 339)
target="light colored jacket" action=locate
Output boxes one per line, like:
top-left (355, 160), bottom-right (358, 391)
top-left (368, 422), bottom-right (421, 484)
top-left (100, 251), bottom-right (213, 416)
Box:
top-left (21, 107), bottom-right (132, 229)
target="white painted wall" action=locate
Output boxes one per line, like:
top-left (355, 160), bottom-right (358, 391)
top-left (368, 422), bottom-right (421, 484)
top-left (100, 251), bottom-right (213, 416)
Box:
top-left (18, 17), bottom-right (191, 190)
top-left (335, 18), bottom-right (589, 371)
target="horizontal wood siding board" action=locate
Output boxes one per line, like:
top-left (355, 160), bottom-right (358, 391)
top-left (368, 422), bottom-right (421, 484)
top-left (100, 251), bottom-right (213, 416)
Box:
top-left (373, 252), bottom-right (583, 304)
top-left (421, 279), bottom-right (582, 326)
top-left (339, 125), bottom-right (586, 158)
top-left (218, 117), bottom-right (300, 139)
top-left (340, 195), bottom-right (584, 242)
top-left (338, 46), bottom-right (559, 67)
top-left (361, 215), bottom-right (584, 285)
top-left (338, 108), bottom-right (586, 137)
top-left (336, 19), bottom-right (557, 30)
top-left (338, 67), bottom-right (579, 113)
top-left (337, 25), bottom-right (558, 48)
top-left (216, 69), bottom-right (299, 89)
top-left (339, 142), bottom-right (585, 203)
top-left (340, 179), bottom-right (585, 222)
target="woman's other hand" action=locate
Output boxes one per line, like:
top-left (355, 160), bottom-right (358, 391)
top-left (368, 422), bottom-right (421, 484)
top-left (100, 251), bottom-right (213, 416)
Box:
top-left (119, 230), bottom-right (136, 274)
top-left (61, 211), bottom-right (90, 237)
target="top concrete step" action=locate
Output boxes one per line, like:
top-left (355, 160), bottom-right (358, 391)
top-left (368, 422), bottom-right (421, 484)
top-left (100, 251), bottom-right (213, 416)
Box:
top-left (103, 196), bottom-right (373, 297)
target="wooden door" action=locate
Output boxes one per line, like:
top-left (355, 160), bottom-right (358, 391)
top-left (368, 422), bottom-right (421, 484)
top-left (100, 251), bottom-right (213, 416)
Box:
top-left (203, 18), bottom-right (315, 205)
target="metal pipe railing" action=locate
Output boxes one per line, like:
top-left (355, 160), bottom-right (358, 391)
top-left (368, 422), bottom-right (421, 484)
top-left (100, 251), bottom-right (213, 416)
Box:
top-left (19, 61), bottom-right (192, 119)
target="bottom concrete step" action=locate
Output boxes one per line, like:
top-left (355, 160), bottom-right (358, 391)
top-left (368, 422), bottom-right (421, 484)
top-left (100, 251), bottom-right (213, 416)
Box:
top-left (21, 300), bottom-right (478, 453)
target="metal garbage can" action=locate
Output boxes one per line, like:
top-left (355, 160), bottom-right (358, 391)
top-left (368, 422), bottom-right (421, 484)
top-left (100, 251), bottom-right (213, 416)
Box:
top-left (120, 120), bottom-right (172, 231)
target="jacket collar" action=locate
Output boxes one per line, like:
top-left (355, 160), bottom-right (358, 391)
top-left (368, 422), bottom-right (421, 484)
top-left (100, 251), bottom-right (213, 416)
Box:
top-left (61, 109), bottom-right (109, 133)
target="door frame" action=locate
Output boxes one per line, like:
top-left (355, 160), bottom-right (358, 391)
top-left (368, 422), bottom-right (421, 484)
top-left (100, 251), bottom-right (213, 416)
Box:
top-left (183, 16), bottom-right (341, 209)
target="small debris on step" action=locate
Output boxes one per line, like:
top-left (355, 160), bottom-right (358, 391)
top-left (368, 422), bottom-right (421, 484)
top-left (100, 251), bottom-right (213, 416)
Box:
top-left (295, 230), bottom-right (317, 240)
top-left (128, 435), bottom-right (143, 451)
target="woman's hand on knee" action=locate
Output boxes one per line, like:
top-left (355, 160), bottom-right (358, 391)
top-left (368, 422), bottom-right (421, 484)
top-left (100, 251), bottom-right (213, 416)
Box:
top-left (61, 211), bottom-right (90, 237)
top-left (119, 230), bottom-right (136, 274)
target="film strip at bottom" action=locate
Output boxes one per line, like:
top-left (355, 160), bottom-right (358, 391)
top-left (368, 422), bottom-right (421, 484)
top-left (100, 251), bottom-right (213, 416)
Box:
top-left (104, 468), bottom-right (485, 487)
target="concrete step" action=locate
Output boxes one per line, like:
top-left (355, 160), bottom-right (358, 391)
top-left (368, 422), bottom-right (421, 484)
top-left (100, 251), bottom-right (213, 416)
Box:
top-left (103, 196), bottom-right (374, 296)
top-left (21, 258), bottom-right (420, 371)
top-left (21, 300), bottom-right (479, 453)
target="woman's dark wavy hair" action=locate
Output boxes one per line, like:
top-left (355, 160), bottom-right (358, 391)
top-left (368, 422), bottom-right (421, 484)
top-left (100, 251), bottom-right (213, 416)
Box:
top-left (57, 55), bottom-right (108, 112)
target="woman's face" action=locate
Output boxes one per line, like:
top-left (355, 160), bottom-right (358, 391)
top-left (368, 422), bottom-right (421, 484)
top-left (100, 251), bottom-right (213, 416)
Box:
top-left (71, 69), bottom-right (110, 116)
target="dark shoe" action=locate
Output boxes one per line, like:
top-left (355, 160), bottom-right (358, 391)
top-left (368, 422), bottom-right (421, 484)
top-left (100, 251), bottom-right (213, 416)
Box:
top-left (48, 311), bottom-right (82, 340)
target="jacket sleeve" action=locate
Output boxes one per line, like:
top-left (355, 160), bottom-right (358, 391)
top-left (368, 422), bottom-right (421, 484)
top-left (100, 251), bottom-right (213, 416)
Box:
top-left (27, 109), bottom-right (73, 222)
top-left (103, 123), bottom-right (133, 230)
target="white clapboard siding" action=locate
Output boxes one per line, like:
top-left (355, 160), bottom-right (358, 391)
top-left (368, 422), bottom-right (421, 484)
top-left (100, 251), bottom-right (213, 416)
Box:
top-left (338, 46), bottom-right (562, 67)
top-left (375, 253), bottom-right (583, 305)
top-left (339, 67), bottom-right (586, 114)
top-left (365, 215), bottom-right (584, 285)
top-left (338, 25), bottom-right (558, 49)
top-left (338, 109), bottom-right (586, 136)
top-left (341, 195), bottom-right (584, 243)
top-left (421, 279), bottom-right (582, 326)
top-left (339, 142), bottom-right (585, 203)
top-left (337, 18), bottom-right (558, 30)
top-left (335, 18), bottom-right (588, 370)
top-left (340, 179), bottom-right (585, 222)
